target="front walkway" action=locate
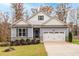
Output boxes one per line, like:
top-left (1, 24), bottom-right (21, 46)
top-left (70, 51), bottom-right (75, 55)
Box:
top-left (44, 41), bottom-right (79, 56)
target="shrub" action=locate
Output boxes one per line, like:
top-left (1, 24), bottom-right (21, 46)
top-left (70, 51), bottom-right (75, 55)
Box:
top-left (36, 40), bottom-right (40, 44)
top-left (68, 32), bottom-right (73, 42)
top-left (26, 39), bottom-right (31, 45)
top-left (31, 39), bottom-right (36, 44)
top-left (20, 39), bottom-right (26, 45)
top-left (10, 39), bottom-right (40, 46)
top-left (10, 41), bottom-right (15, 46)
top-left (14, 40), bottom-right (20, 46)
top-left (31, 39), bottom-right (40, 44)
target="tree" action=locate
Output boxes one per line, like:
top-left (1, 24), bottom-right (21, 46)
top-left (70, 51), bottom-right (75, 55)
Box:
top-left (31, 8), bottom-right (38, 14)
top-left (11, 3), bottom-right (24, 22)
top-left (0, 12), bottom-right (10, 42)
top-left (24, 10), bottom-right (29, 20)
top-left (56, 3), bottom-right (70, 23)
top-left (68, 31), bottom-right (73, 42)
top-left (75, 8), bottom-right (79, 35)
top-left (39, 5), bottom-right (53, 15)
top-left (31, 5), bottom-right (53, 15)
top-left (67, 9), bottom-right (79, 36)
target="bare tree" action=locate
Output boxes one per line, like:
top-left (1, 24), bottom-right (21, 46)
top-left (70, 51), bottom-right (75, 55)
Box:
top-left (56, 3), bottom-right (70, 23)
top-left (24, 10), bottom-right (29, 20)
top-left (0, 12), bottom-right (10, 42)
top-left (76, 8), bottom-right (79, 35)
top-left (31, 8), bottom-right (38, 14)
top-left (31, 5), bottom-right (53, 15)
top-left (11, 3), bottom-right (24, 22)
top-left (39, 5), bottom-right (53, 15)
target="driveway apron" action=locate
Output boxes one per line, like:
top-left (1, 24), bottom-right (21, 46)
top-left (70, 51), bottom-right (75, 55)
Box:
top-left (44, 41), bottom-right (79, 56)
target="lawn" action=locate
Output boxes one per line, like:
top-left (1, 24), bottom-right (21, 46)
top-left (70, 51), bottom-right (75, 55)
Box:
top-left (72, 39), bottom-right (79, 44)
top-left (0, 43), bottom-right (47, 56)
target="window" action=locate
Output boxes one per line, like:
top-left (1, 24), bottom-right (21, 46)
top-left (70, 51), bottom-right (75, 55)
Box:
top-left (23, 29), bottom-right (25, 36)
top-left (38, 15), bottom-right (44, 20)
top-left (60, 32), bottom-right (64, 33)
top-left (18, 28), bottom-right (28, 37)
top-left (55, 32), bottom-right (59, 33)
top-left (49, 32), bottom-right (54, 33)
top-left (44, 32), bottom-right (48, 33)
top-left (19, 29), bottom-right (22, 36)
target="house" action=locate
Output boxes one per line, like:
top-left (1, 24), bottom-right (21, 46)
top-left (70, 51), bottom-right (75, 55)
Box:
top-left (11, 11), bottom-right (69, 42)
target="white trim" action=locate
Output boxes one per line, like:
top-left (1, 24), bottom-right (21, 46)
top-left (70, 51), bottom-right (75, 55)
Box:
top-left (17, 28), bottom-right (28, 37)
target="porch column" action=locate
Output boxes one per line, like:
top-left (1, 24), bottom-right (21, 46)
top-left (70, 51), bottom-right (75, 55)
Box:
top-left (28, 27), bottom-right (33, 39)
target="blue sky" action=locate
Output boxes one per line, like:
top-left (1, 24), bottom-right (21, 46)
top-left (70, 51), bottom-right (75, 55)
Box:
top-left (0, 3), bottom-right (79, 15)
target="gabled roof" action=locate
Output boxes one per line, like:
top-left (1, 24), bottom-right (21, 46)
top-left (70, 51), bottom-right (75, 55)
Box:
top-left (11, 11), bottom-right (68, 27)
top-left (42, 15), bottom-right (67, 26)
top-left (27, 11), bottom-right (52, 21)
top-left (11, 19), bottom-right (31, 27)
top-left (12, 11), bottom-right (52, 26)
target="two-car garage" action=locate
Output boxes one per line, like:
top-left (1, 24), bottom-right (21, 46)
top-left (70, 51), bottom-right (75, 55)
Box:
top-left (40, 27), bottom-right (67, 42)
top-left (43, 31), bottom-right (65, 41)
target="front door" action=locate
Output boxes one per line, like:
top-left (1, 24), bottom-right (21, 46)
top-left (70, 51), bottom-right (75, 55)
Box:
top-left (33, 28), bottom-right (40, 38)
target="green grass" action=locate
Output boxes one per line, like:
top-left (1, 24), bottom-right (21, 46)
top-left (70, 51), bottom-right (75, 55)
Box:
top-left (72, 39), bottom-right (79, 44)
top-left (0, 43), bottom-right (47, 56)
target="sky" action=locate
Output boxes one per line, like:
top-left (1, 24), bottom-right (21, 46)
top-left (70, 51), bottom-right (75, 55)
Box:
top-left (0, 3), bottom-right (79, 15)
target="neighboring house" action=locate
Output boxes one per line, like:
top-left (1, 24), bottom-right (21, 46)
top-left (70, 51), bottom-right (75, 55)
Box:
top-left (11, 11), bottom-right (69, 42)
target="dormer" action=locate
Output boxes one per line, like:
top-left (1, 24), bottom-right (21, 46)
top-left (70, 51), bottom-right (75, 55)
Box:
top-left (28, 11), bottom-right (51, 25)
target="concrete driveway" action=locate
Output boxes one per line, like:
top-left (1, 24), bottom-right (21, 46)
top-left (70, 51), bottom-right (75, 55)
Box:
top-left (44, 41), bottom-right (79, 56)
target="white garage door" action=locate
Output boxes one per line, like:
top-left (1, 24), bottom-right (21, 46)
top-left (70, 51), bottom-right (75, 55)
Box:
top-left (43, 32), bottom-right (65, 41)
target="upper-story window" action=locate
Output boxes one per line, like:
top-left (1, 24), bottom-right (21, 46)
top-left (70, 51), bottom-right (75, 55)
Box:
top-left (38, 15), bottom-right (44, 20)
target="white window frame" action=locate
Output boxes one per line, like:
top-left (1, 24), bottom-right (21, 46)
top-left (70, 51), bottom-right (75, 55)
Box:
top-left (38, 15), bottom-right (44, 20)
top-left (18, 28), bottom-right (28, 37)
